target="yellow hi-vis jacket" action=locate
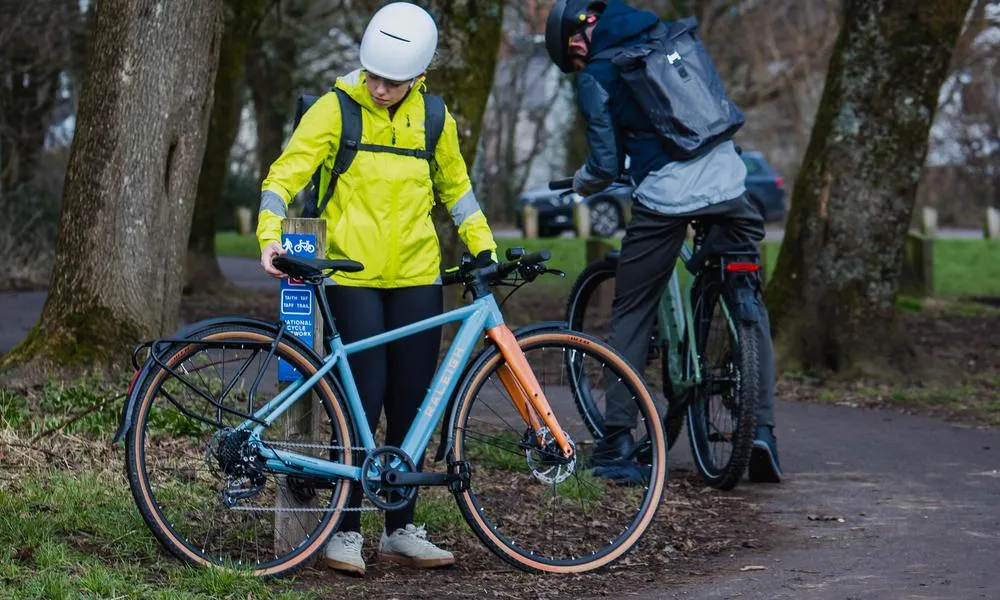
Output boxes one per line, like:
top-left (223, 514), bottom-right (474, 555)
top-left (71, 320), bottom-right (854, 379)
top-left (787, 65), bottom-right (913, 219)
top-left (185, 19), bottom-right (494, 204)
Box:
top-left (256, 69), bottom-right (496, 288)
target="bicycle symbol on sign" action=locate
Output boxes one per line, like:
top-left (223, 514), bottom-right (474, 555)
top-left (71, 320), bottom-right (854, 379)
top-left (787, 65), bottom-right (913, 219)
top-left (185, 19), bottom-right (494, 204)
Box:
top-left (282, 238), bottom-right (316, 255)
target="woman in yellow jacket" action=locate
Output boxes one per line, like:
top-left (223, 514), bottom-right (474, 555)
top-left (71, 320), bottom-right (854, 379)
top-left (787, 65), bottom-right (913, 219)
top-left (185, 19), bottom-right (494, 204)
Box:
top-left (256, 3), bottom-right (496, 577)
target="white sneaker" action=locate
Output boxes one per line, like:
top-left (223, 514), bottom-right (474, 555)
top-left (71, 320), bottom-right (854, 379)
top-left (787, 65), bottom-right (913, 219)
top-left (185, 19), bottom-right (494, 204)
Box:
top-left (323, 531), bottom-right (365, 576)
top-left (379, 524), bottom-right (455, 568)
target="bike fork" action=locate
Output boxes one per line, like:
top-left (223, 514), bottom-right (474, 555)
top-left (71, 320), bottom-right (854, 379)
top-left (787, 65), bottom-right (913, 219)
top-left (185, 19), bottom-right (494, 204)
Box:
top-left (485, 325), bottom-right (573, 458)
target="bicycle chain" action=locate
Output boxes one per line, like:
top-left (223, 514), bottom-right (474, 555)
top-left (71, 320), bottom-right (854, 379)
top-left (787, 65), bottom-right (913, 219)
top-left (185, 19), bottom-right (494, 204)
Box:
top-left (228, 439), bottom-right (377, 512)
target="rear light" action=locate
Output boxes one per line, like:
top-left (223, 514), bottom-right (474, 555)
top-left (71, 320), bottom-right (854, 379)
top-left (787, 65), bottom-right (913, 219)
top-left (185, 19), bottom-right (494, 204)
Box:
top-left (726, 262), bottom-right (761, 272)
top-left (775, 176), bottom-right (784, 189)
top-left (126, 368), bottom-right (142, 396)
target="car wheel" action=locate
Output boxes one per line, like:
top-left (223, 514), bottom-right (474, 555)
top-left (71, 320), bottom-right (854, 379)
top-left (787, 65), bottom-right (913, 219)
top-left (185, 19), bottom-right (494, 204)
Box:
top-left (589, 199), bottom-right (621, 237)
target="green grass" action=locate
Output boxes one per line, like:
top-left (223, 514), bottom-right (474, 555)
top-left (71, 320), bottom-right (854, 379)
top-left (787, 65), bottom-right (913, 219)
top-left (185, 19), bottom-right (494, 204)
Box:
top-left (934, 239), bottom-right (1000, 297)
top-left (217, 231), bottom-right (998, 298)
top-left (218, 233), bottom-right (999, 297)
top-left (216, 231), bottom-right (260, 259)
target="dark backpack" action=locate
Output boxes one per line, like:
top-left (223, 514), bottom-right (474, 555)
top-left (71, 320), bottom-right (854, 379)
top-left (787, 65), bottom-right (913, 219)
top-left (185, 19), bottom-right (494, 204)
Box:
top-left (293, 88), bottom-right (446, 219)
top-left (591, 17), bottom-right (744, 161)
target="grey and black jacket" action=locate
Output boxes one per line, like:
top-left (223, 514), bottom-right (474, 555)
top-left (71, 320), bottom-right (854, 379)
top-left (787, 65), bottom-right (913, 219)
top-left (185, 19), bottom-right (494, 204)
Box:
top-left (573, 0), bottom-right (746, 215)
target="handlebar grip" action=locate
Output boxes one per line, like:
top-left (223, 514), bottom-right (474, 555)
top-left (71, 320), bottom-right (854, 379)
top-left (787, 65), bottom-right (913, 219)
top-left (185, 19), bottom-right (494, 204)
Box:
top-left (441, 269), bottom-right (464, 286)
top-left (548, 177), bottom-right (574, 191)
top-left (519, 249), bottom-right (551, 266)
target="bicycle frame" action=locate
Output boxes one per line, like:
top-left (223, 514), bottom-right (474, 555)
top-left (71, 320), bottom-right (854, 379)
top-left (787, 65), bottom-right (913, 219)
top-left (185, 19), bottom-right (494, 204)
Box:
top-left (656, 241), bottom-right (738, 404)
top-left (236, 290), bottom-right (572, 484)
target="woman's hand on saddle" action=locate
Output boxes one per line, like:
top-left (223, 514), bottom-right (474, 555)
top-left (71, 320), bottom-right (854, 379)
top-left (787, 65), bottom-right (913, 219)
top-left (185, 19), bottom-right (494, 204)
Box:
top-left (261, 241), bottom-right (288, 278)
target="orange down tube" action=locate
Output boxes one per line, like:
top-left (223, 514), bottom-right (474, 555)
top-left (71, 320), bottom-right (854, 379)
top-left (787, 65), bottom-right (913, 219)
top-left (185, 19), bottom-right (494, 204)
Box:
top-left (485, 325), bottom-right (573, 458)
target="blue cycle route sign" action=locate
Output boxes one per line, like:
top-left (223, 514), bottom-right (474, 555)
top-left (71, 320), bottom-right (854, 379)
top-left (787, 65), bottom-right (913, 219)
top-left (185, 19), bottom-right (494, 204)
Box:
top-left (278, 233), bottom-right (318, 381)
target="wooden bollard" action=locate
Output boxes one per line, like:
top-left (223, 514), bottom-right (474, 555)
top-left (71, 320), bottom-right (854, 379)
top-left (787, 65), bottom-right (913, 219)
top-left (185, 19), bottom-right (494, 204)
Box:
top-left (521, 204), bottom-right (539, 239)
top-left (274, 217), bottom-right (326, 555)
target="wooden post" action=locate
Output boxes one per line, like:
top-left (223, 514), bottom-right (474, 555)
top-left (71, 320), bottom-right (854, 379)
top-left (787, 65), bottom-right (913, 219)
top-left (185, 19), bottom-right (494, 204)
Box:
top-left (521, 204), bottom-right (538, 239)
top-left (274, 217), bottom-right (326, 555)
top-left (899, 232), bottom-right (934, 297)
top-left (984, 207), bottom-right (1000, 240)
top-left (234, 206), bottom-right (253, 235)
top-left (919, 206), bottom-right (938, 237)
top-left (573, 201), bottom-right (591, 238)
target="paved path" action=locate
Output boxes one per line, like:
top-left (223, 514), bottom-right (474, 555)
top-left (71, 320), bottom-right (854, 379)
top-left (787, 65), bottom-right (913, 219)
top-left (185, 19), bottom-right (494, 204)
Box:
top-left (655, 401), bottom-right (1000, 600)
top-left (0, 258), bottom-right (274, 356)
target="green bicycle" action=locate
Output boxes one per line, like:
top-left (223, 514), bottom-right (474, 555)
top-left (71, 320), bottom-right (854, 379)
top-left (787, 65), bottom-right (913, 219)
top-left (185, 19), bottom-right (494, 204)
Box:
top-left (565, 221), bottom-right (763, 490)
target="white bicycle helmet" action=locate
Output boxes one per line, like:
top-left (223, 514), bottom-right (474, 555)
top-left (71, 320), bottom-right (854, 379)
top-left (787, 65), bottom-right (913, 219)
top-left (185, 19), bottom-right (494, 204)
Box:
top-left (359, 2), bottom-right (438, 81)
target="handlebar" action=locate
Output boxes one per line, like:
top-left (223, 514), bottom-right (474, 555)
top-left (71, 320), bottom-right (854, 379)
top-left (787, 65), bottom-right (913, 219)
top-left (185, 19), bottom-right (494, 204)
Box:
top-left (442, 248), bottom-right (554, 289)
top-left (548, 177), bottom-right (574, 191)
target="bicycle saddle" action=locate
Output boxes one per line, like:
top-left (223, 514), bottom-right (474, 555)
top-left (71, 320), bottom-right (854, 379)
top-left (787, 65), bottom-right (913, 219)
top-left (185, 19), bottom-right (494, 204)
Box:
top-left (272, 255), bottom-right (364, 279)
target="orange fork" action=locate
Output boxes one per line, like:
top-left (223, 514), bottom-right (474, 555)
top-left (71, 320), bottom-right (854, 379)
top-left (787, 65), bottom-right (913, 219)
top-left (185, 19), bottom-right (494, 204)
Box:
top-left (485, 325), bottom-right (573, 458)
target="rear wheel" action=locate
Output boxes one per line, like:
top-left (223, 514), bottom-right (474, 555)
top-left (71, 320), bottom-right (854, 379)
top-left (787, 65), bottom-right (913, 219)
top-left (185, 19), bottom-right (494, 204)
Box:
top-left (686, 286), bottom-right (759, 490)
top-left (124, 321), bottom-right (355, 577)
top-left (450, 330), bottom-right (666, 573)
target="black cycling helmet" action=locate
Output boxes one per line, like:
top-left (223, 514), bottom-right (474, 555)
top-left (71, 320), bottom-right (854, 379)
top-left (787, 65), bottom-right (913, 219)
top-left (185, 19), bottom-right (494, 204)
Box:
top-left (545, 0), bottom-right (606, 73)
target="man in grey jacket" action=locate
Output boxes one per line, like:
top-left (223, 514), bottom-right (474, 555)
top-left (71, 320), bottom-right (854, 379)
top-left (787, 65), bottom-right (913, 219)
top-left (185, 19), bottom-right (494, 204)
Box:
top-left (545, 0), bottom-right (782, 482)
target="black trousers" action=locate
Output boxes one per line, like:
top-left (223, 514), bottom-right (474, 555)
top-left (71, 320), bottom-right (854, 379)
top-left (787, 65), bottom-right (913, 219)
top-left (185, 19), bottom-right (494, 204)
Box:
top-left (325, 284), bottom-right (443, 533)
top-left (605, 193), bottom-right (776, 429)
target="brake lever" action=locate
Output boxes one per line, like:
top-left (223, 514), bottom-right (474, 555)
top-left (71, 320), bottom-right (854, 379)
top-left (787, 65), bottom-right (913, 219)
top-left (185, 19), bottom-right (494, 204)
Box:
top-left (543, 268), bottom-right (566, 278)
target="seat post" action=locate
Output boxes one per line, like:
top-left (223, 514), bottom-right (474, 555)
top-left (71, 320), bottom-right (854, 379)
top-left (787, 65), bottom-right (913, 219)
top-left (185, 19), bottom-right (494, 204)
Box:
top-left (314, 280), bottom-right (339, 355)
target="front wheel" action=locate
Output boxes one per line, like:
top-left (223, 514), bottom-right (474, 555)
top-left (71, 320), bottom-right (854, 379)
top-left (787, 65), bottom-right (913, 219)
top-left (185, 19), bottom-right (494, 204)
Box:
top-left (450, 330), bottom-right (667, 574)
top-left (686, 289), bottom-right (759, 490)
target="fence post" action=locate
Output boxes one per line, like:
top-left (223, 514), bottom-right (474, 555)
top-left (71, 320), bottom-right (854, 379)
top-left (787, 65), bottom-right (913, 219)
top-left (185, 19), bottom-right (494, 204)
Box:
top-left (919, 206), bottom-right (938, 237)
top-left (573, 202), bottom-right (591, 238)
top-left (899, 232), bottom-right (934, 297)
top-left (521, 204), bottom-right (538, 239)
top-left (235, 206), bottom-right (254, 235)
top-left (274, 217), bottom-right (326, 555)
top-left (985, 207), bottom-right (1000, 240)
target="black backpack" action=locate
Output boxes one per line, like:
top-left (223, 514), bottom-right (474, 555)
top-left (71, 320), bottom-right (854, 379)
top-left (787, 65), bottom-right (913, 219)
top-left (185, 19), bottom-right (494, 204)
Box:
top-left (293, 88), bottom-right (446, 218)
top-left (591, 17), bottom-right (744, 161)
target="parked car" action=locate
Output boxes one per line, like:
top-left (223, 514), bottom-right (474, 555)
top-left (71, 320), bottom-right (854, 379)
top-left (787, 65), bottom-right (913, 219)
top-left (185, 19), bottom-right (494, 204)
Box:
top-left (515, 151), bottom-right (787, 237)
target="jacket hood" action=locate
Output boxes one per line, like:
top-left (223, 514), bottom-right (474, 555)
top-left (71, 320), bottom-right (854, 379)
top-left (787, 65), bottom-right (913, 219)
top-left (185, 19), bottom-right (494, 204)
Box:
top-left (589, 0), bottom-right (660, 56)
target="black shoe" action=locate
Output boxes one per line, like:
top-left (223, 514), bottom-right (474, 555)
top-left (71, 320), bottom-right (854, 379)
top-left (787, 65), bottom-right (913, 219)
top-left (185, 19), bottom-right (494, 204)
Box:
top-left (748, 425), bottom-right (782, 483)
top-left (591, 429), bottom-right (650, 485)
top-left (593, 428), bottom-right (635, 465)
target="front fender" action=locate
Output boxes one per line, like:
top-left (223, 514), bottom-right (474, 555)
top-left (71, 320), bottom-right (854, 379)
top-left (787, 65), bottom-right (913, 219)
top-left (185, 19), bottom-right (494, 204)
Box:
top-left (111, 317), bottom-right (317, 443)
top-left (432, 321), bottom-right (568, 462)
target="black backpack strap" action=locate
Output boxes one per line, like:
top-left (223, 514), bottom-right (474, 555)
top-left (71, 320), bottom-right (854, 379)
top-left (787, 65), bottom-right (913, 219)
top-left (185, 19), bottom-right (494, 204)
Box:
top-left (308, 90), bottom-right (445, 217)
top-left (423, 93), bottom-right (446, 167)
top-left (294, 94), bottom-right (321, 217)
top-left (309, 88), bottom-right (362, 218)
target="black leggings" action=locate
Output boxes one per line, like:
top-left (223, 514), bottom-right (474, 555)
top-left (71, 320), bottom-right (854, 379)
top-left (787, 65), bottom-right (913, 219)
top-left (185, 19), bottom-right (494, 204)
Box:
top-left (325, 284), bottom-right (443, 534)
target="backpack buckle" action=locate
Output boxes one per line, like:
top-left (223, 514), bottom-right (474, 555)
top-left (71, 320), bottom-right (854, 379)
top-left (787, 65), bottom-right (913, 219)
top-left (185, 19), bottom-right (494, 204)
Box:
top-left (666, 51), bottom-right (681, 64)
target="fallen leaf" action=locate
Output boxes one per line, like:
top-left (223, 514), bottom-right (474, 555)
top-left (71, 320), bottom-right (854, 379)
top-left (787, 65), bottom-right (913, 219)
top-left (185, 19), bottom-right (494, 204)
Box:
top-left (740, 565), bottom-right (768, 572)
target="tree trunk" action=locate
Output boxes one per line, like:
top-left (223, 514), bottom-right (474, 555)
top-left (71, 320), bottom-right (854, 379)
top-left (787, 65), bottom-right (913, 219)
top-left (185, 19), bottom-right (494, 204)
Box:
top-left (245, 5), bottom-right (302, 183)
top-left (186, 0), bottom-right (270, 294)
top-left (764, 0), bottom-right (972, 375)
top-left (421, 0), bottom-right (505, 282)
top-left (1, 0), bottom-right (223, 382)
top-left (0, 0), bottom-right (78, 194)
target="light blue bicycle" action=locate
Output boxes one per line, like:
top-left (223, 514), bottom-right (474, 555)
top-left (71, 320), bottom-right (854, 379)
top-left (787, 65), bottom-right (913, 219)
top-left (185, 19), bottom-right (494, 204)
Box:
top-left (115, 249), bottom-right (667, 577)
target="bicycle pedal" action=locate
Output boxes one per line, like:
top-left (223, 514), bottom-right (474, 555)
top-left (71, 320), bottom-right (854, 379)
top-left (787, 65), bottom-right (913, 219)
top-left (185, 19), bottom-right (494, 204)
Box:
top-left (447, 461), bottom-right (473, 493)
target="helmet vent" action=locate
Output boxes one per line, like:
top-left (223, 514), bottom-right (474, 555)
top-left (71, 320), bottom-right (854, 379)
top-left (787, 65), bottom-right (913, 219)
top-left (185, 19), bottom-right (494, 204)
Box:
top-left (379, 30), bottom-right (412, 43)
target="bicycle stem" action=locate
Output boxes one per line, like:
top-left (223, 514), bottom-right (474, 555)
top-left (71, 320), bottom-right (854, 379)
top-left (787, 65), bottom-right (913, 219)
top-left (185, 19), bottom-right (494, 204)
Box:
top-left (485, 324), bottom-right (574, 458)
